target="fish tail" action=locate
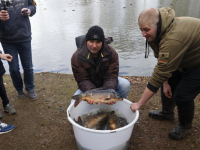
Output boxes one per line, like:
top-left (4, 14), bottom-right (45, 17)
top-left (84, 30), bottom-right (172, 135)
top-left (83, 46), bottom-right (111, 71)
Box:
top-left (71, 95), bottom-right (82, 107)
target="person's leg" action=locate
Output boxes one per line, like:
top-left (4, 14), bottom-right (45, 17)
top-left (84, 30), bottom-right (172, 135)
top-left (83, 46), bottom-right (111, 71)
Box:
top-left (169, 66), bottom-right (200, 140)
top-left (0, 76), bottom-right (9, 107)
top-left (149, 71), bottom-right (182, 120)
top-left (0, 76), bottom-right (16, 115)
top-left (116, 77), bottom-right (130, 98)
top-left (1, 43), bottom-right (24, 92)
top-left (0, 76), bottom-right (9, 119)
top-left (17, 41), bottom-right (37, 99)
top-left (17, 41), bottom-right (34, 91)
top-left (70, 89), bottom-right (83, 104)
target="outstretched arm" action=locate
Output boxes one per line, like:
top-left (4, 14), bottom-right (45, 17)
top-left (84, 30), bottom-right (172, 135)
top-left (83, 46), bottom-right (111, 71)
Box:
top-left (130, 87), bottom-right (155, 112)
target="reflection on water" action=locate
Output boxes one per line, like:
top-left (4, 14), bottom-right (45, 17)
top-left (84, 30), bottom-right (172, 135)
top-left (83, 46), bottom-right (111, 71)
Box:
top-left (1, 0), bottom-right (200, 76)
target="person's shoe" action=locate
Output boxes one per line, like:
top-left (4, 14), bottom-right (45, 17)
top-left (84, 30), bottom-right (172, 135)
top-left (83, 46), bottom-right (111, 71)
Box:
top-left (17, 90), bottom-right (25, 98)
top-left (4, 105), bottom-right (16, 115)
top-left (28, 90), bottom-right (38, 100)
top-left (169, 125), bottom-right (192, 140)
top-left (0, 111), bottom-right (2, 119)
top-left (149, 110), bottom-right (174, 120)
top-left (0, 121), bottom-right (14, 134)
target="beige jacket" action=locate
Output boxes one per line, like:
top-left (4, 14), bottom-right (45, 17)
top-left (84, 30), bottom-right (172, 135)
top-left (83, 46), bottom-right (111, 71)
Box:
top-left (149, 7), bottom-right (200, 89)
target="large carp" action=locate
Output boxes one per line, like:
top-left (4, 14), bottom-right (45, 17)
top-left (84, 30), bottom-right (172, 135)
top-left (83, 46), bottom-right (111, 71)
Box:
top-left (75, 112), bottom-right (108, 130)
top-left (107, 111), bottom-right (128, 130)
top-left (74, 111), bottom-right (128, 130)
top-left (71, 88), bottom-right (123, 107)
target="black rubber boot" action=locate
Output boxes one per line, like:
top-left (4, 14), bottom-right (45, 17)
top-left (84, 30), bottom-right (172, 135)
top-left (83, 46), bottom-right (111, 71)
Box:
top-left (169, 101), bottom-right (194, 140)
top-left (169, 124), bottom-right (192, 140)
top-left (149, 110), bottom-right (174, 120)
top-left (149, 86), bottom-right (175, 120)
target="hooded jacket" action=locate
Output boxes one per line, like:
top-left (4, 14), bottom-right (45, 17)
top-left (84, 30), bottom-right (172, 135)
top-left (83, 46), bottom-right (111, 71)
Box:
top-left (71, 37), bottom-right (119, 92)
top-left (0, 0), bottom-right (36, 43)
top-left (147, 7), bottom-right (200, 92)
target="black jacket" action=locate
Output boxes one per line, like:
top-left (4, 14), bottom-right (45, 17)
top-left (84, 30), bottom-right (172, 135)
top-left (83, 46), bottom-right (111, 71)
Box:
top-left (0, 0), bottom-right (36, 43)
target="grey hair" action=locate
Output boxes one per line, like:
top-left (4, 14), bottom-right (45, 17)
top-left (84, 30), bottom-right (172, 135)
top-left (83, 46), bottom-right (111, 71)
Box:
top-left (138, 8), bottom-right (159, 27)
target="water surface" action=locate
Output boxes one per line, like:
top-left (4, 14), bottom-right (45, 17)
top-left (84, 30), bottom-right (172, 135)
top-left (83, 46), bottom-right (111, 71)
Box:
top-left (2, 0), bottom-right (200, 76)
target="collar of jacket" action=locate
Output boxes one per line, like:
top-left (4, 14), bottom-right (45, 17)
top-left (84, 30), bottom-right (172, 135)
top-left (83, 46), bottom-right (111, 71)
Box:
top-left (147, 7), bottom-right (175, 57)
top-left (77, 40), bottom-right (112, 62)
top-left (87, 51), bottom-right (104, 59)
top-left (148, 7), bottom-right (175, 45)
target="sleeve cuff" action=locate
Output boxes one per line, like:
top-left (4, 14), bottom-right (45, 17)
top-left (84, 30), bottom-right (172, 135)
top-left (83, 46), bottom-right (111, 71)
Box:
top-left (147, 82), bottom-right (159, 93)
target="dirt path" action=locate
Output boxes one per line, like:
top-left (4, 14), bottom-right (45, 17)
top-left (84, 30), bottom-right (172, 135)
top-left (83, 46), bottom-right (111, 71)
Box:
top-left (1, 73), bottom-right (200, 150)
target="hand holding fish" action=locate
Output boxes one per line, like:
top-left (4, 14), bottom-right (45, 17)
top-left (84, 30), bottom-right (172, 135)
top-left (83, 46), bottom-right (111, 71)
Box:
top-left (106, 101), bottom-right (116, 105)
top-left (87, 100), bottom-right (116, 105)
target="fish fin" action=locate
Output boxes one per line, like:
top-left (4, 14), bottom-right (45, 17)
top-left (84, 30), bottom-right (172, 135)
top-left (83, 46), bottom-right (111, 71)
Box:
top-left (74, 116), bottom-right (83, 126)
top-left (74, 99), bottom-right (82, 107)
top-left (110, 111), bottom-right (115, 115)
top-left (71, 94), bottom-right (82, 100)
top-left (104, 95), bottom-right (111, 100)
top-left (71, 95), bottom-right (82, 107)
top-left (78, 116), bottom-right (82, 123)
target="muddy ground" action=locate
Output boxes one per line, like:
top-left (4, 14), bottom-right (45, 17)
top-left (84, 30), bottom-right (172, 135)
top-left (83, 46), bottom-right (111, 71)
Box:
top-left (1, 72), bottom-right (200, 150)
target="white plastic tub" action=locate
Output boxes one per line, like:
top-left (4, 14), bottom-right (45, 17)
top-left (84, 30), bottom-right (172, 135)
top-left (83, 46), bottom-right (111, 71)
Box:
top-left (67, 99), bottom-right (139, 150)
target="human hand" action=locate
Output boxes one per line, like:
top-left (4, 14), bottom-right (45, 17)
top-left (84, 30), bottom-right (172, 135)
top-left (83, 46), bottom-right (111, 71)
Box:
top-left (21, 8), bottom-right (31, 17)
top-left (130, 102), bottom-right (141, 113)
top-left (0, 10), bottom-right (9, 21)
top-left (106, 101), bottom-right (116, 105)
top-left (87, 100), bottom-right (95, 105)
top-left (0, 54), bottom-right (12, 62)
top-left (163, 81), bottom-right (172, 98)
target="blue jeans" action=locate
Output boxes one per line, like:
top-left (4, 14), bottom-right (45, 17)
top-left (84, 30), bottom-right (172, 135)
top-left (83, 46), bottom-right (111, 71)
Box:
top-left (1, 41), bottom-right (35, 92)
top-left (70, 77), bottom-right (130, 104)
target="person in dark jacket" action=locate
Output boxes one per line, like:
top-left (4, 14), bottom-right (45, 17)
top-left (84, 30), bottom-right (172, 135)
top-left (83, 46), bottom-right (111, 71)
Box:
top-left (0, 0), bottom-right (37, 99)
top-left (71, 25), bottom-right (130, 104)
top-left (131, 7), bottom-right (200, 140)
top-left (0, 50), bottom-right (16, 119)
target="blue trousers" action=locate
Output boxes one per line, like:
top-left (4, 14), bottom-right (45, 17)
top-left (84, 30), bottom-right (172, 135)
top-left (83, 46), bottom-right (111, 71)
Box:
top-left (71, 77), bottom-right (130, 104)
top-left (1, 41), bottom-right (35, 92)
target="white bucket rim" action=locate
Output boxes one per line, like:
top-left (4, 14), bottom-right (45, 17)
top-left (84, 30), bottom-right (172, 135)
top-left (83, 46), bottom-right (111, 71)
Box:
top-left (67, 99), bottom-right (139, 134)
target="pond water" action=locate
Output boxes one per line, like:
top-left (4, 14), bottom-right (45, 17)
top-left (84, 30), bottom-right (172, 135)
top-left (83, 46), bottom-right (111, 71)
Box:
top-left (2, 0), bottom-right (200, 76)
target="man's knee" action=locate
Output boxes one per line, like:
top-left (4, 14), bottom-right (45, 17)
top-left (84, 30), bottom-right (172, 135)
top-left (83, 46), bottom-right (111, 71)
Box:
top-left (123, 79), bottom-right (130, 90)
top-left (118, 77), bottom-right (130, 89)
